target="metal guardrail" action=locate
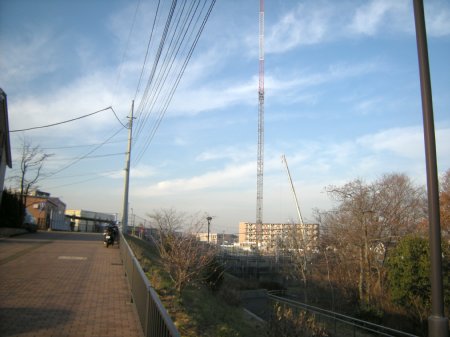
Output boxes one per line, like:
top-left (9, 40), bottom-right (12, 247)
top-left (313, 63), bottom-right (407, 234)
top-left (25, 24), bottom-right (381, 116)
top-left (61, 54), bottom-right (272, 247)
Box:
top-left (267, 292), bottom-right (419, 337)
top-left (119, 232), bottom-right (181, 337)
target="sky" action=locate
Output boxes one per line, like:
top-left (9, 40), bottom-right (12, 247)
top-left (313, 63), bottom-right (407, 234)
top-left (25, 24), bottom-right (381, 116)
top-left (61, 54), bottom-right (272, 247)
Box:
top-left (1, 0), bottom-right (449, 234)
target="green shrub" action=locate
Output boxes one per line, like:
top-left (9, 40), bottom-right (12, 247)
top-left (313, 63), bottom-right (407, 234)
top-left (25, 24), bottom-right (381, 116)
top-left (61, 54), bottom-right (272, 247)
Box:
top-left (386, 235), bottom-right (450, 323)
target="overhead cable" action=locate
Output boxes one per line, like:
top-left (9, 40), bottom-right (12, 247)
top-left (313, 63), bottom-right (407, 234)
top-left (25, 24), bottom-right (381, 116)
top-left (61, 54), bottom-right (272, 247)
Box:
top-left (134, 0), bottom-right (178, 127)
top-left (40, 169), bottom-right (120, 180)
top-left (10, 106), bottom-right (120, 132)
top-left (110, 0), bottom-right (142, 110)
top-left (22, 139), bottom-right (126, 150)
top-left (41, 127), bottom-right (125, 179)
top-left (44, 152), bottom-right (125, 162)
top-left (110, 106), bottom-right (128, 128)
top-left (134, 0), bottom-right (216, 165)
top-left (133, 0), bottom-right (198, 143)
top-left (45, 176), bottom-right (108, 190)
top-left (134, 0), bottom-right (162, 102)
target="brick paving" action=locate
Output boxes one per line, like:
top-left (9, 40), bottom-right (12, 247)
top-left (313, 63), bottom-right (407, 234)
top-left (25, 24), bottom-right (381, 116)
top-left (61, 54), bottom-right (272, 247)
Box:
top-left (0, 231), bottom-right (144, 337)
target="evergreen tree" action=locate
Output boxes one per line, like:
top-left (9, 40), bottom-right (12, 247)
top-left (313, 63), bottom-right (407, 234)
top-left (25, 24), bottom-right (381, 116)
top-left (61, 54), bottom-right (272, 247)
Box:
top-left (0, 189), bottom-right (23, 228)
top-left (386, 235), bottom-right (449, 323)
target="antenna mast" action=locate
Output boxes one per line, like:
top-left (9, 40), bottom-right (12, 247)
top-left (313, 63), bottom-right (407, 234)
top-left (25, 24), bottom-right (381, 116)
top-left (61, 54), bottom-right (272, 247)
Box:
top-left (256, 0), bottom-right (264, 226)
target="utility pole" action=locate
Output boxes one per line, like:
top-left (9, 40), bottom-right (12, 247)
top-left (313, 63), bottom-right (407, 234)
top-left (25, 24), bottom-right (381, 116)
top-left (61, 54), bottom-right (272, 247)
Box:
top-left (413, 1), bottom-right (449, 336)
top-left (121, 100), bottom-right (134, 234)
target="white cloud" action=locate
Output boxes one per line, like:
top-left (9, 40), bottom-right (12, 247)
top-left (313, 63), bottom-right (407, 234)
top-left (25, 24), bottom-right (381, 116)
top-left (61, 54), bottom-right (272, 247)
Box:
top-left (259, 0), bottom-right (450, 56)
top-left (134, 162), bottom-right (255, 197)
top-left (169, 59), bottom-right (380, 116)
top-left (426, 1), bottom-right (450, 36)
top-left (348, 0), bottom-right (450, 37)
top-left (168, 76), bottom-right (255, 115)
top-left (104, 164), bottom-right (157, 179)
top-left (0, 29), bottom-right (61, 88)
top-left (349, 1), bottom-right (406, 36)
top-left (357, 126), bottom-right (424, 159)
top-left (269, 125), bottom-right (450, 187)
top-left (8, 71), bottom-right (131, 138)
top-left (196, 145), bottom-right (254, 163)
top-left (265, 2), bottom-right (332, 54)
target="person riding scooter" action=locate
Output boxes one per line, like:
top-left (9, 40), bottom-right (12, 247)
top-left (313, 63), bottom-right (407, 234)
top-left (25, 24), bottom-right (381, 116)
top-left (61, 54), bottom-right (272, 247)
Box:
top-left (103, 225), bottom-right (116, 247)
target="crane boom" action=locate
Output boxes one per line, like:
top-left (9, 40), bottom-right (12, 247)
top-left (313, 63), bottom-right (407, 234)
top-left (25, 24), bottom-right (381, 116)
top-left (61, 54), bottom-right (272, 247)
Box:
top-left (281, 154), bottom-right (304, 227)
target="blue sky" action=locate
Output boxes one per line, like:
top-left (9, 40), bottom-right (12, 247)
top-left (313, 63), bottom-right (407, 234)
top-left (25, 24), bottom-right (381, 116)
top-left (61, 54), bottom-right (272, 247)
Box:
top-left (1, 0), bottom-right (449, 234)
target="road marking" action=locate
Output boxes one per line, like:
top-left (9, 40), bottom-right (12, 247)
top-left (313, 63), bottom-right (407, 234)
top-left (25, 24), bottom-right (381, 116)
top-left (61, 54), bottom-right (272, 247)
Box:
top-left (58, 256), bottom-right (87, 260)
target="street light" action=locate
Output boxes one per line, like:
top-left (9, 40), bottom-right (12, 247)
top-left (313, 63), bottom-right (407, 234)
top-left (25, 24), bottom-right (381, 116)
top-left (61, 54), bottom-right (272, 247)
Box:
top-left (413, 1), bottom-right (449, 336)
top-left (206, 216), bottom-right (212, 243)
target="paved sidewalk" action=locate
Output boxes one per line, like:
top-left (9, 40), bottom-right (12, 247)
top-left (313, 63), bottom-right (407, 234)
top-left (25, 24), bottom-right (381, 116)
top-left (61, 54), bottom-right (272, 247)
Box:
top-left (0, 231), bottom-right (144, 337)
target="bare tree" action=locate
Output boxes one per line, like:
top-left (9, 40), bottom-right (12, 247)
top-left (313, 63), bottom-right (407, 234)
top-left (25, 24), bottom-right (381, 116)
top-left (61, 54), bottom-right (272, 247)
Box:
top-left (320, 173), bottom-right (425, 307)
top-left (278, 224), bottom-right (315, 303)
top-left (147, 208), bottom-right (218, 294)
top-left (371, 173), bottom-right (426, 295)
top-left (9, 138), bottom-right (52, 224)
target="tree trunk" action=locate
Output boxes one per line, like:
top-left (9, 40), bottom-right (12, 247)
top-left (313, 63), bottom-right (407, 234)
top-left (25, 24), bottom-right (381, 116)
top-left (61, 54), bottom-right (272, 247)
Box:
top-left (364, 230), bottom-right (370, 304)
top-left (359, 246), bottom-right (364, 303)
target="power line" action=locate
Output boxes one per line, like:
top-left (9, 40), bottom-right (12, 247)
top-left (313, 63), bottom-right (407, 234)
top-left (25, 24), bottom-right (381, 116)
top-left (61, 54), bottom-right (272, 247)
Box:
top-left (42, 152), bottom-right (125, 163)
top-left (41, 127), bottom-right (125, 179)
top-left (133, 0), bottom-right (190, 141)
top-left (79, 152), bottom-right (125, 159)
top-left (45, 175), bottom-right (109, 190)
top-left (134, 0), bottom-right (162, 102)
top-left (10, 106), bottom-right (114, 132)
top-left (111, 0), bottom-right (142, 110)
top-left (110, 106), bottom-right (128, 128)
top-left (133, 0), bottom-right (200, 144)
top-left (15, 139), bottom-right (127, 150)
top-left (13, 139), bottom-right (126, 151)
top-left (39, 169), bottom-right (120, 180)
top-left (134, 0), bottom-right (216, 165)
top-left (133, 0), bottom-right (178, 141)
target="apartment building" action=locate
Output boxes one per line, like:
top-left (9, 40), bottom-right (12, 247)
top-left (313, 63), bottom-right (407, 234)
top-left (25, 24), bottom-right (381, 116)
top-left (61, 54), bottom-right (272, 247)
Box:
top-left (238, 221), bottom-right (319, 251)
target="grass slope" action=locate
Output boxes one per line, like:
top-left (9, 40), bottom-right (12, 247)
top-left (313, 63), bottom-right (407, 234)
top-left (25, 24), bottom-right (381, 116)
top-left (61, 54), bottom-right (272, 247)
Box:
top-left (125, 235), bottom-right (266, 337)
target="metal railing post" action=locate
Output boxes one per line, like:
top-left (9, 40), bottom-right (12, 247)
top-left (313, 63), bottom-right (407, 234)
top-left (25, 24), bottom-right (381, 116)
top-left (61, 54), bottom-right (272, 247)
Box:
top-left (119, 232), bottom-right (180, 337)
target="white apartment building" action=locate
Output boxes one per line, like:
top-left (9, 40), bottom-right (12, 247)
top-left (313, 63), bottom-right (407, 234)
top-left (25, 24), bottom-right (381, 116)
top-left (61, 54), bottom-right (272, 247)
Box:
top-left (238, 221), bottom-right (319, 251)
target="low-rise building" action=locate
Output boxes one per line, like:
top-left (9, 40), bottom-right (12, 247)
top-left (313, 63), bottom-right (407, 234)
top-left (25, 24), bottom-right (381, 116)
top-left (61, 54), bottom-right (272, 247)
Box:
top-left (65, 209), bottom-right (116, 232)
top-left (26, 190), bottom-right (68, 231)
top-left (196, 232), bottom-right (218, 244)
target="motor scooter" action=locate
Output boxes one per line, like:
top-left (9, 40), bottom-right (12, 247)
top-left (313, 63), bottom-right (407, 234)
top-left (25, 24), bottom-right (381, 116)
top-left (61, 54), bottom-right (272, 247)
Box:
top-left (103, 227), bottom-right (115, 248)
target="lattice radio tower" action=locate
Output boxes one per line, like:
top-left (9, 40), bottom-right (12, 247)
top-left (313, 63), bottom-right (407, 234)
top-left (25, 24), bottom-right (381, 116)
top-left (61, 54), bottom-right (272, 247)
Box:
top-left (256, 0), bottom-right (265, 225)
